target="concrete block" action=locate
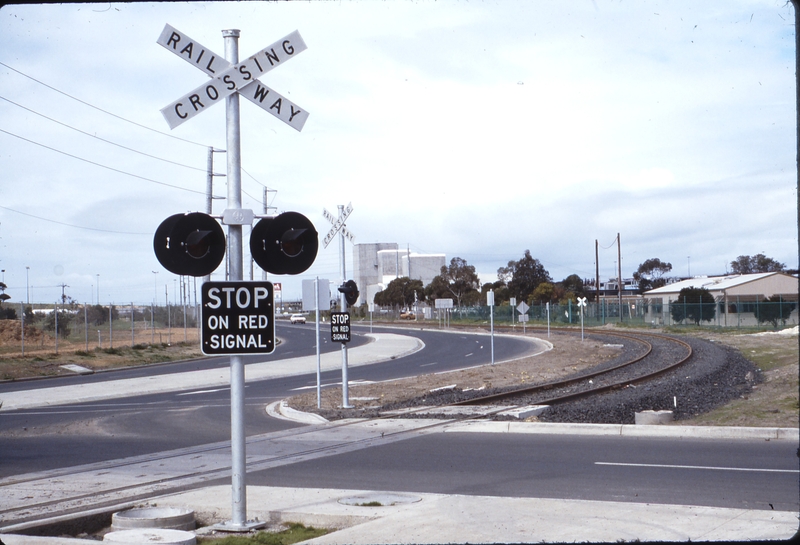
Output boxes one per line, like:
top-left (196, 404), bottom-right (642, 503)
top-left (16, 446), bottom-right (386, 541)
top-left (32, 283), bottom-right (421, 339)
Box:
top-left (634, 410), bottom-right (673, 425)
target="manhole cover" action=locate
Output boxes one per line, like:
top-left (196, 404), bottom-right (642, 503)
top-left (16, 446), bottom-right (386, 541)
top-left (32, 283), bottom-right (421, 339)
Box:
top-left (339, 493), bottom-right (422, 507)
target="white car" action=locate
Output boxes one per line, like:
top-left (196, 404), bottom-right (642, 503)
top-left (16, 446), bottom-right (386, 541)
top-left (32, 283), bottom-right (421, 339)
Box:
top-left (289, 314), bottom-right (306, 324)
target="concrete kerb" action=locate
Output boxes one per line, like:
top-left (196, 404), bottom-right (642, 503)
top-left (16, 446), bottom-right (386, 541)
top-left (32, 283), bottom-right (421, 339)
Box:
top-left (274, 401), bottom-right (800, 441)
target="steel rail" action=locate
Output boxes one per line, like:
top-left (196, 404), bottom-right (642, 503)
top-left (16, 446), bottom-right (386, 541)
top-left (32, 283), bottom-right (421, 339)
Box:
top-left (450, 328), bottom-right (692, 408)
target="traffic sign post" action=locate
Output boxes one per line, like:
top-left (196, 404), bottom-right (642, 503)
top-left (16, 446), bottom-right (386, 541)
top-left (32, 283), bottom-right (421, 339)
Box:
top-left (487, 291), bottom-right (495, 365)
top-left (516, 301), bottom-right (530, 334)
top-left (577, 297), bottom-right (588, 341)
top-left (156, 24), bottom-right (309, 532)
top-left (322, 203), bottom-right (356, 408)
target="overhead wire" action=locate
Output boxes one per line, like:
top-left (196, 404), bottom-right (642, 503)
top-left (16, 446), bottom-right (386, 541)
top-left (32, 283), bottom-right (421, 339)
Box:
top-left (0, 127), bottom-right (210, 196)
top-left (0, 204), bottom-right (150, 235)
top-left (0, 94), bottom-right (222, 174)
top-left (0, 61), bottom-right (282, 229)
top-left (0, 60), bottom-right (213, 149)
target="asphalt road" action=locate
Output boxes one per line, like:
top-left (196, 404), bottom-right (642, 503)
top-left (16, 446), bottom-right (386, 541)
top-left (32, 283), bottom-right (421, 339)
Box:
top-left (0, 322), bottom-right (535, 475)
top-left (251, 432), bottom-right (799, 511)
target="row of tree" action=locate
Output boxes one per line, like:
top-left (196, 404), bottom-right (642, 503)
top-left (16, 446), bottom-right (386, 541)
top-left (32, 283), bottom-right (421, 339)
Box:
top-left (372, 252), bottom-right (790, 310)
top-left (374, 251), bottom-right (588, 310)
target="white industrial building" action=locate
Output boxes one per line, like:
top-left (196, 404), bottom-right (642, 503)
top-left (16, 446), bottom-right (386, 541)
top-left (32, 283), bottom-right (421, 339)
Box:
top-left (353, 243), bottom-right (445, 306)
top-left (642, 272), bottom-right (798, 326)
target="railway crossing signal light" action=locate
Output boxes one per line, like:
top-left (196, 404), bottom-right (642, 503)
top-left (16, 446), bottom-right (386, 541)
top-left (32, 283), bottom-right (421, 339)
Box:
top-left (338, 279), bottom-right (359, 307)
top-left (250, 212), bottom-right (319, 275)
top-left (154, 212), bottom-right (226, 277)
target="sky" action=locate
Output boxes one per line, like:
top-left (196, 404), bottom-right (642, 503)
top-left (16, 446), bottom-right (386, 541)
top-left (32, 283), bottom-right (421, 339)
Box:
top-left (0, 0), bottom-right (796, 307)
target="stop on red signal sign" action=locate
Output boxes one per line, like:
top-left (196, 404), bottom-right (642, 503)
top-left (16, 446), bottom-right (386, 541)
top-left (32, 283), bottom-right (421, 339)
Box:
top-left (201, 281), bottom-right (275, 355)
top-left (330, 312), bottom-right (351, 343)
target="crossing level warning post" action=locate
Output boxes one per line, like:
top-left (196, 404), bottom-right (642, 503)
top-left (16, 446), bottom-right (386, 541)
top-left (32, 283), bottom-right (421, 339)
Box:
top-left (330, 312), bottom-right (351, 343)
top-left (201, 281), bottom-right (275, 355)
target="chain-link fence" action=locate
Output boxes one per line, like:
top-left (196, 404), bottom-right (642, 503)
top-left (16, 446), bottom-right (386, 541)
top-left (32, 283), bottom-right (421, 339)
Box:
top-left (365, 298), bottom-right (798, 330)
top-left (0, 302), bottom-right (201, 356)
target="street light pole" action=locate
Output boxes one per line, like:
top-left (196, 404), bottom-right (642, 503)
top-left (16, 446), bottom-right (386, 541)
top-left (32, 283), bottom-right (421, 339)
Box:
top-left (25, 266), bottom-right (30, 304)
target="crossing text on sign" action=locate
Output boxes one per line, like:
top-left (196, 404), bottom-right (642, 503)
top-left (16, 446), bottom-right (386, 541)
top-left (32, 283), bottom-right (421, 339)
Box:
top-left (158, 25), bottom-right (309, 130)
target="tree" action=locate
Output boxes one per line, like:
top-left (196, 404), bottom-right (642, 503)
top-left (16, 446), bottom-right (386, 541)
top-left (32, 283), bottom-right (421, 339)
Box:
top-left (530, 282), bottom-right (555, 304)
top-left (633, 258), bottom-right (673, 292)
top-left (42, 309), bottom-right (72, 337)
top-left (754, 296), bottom-right (796, 328)
top-left (558, 274), bottom-right (586, 301)
top-left (730, 254), bottom-right (786, 274)
top-left (373, 277), bottom-right (424, 309)
top-left (498, 250), bottom-right (552, 303)
top-left (670, 287), bottom-right (716, 325)
top-left (424, 275), bottom-right (452, 303)
top-left (437, 257), bottom-right (480, 308)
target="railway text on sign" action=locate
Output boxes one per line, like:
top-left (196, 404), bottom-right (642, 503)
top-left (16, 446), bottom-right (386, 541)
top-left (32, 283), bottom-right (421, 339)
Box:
top-left (330, 312), bottom-right (351, 343)
top-left (201, 281), bottom-right (275, 355)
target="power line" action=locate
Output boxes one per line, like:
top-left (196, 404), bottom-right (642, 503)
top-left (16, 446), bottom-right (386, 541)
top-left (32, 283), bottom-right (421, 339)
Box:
top-left (0, 94), bottom-right (224, 174)
top-left (0, 60), bottom-right (214, 149)
top-left (0, 126), bottom-right (212, 196)
top-left (0, 204), bottom-right (149, 235)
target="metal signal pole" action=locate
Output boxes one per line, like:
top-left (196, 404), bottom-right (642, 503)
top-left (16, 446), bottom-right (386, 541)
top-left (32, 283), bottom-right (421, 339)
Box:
top-left (339, 205), bottom-right (352, 408)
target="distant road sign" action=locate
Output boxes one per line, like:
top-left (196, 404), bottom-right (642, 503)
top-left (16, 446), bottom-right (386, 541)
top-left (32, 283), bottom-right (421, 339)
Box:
top-left (201, 281), bottom-right (275, 355)
top-left (330, 312), bottom-right (351, 343)
top-left (435, 298), bottom-right (453, 309)
top-left (516, 301), bottom-right (530, 314)
top-left (158, 24), bottom-right (308, 130)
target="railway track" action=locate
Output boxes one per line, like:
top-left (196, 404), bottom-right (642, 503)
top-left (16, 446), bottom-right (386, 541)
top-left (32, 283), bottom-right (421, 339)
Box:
top-left (452, 328), bottom-right (693, 409)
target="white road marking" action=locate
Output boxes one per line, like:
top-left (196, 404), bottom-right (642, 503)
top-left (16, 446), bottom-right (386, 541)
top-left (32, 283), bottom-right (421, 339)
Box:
top-left (177, 388), bottom-right (231, 396)
top-left (595, 462), bottom-right (799, 473)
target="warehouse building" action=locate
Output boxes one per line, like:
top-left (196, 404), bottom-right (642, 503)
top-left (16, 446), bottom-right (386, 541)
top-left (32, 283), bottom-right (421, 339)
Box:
top-left (642, 272), bottom-right (798, 326)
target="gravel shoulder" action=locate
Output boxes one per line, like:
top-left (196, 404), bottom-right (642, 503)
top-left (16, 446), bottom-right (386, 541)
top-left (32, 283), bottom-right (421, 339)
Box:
top-left (286, 325), bottom-right (798, 428)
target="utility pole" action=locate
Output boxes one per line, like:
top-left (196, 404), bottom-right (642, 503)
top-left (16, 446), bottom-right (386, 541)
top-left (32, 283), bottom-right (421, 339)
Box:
top-left (595, 240), bottom-right (600, 305)
top-left (617, 233), bottom-right (622, 320)
top-left (59, 283), bottom-right (69, 304)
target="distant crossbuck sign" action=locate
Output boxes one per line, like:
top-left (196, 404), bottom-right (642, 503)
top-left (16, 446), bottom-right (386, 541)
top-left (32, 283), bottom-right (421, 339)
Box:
top-left (322, 202), bottom-right (355, 248)
top-left (157, 24), bottom-right (309, 130)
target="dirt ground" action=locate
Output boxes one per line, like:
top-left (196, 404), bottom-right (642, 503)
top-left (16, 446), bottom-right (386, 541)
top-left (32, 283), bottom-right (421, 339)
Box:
top-left (286, 326), bottom-right (799, 429)
top-left (0, 321), bottom-right (203, 380)
top-left (288, 332), bottom-right (623, 415)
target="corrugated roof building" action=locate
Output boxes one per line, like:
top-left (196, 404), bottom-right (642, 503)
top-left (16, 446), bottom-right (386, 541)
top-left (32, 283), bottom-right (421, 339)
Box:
top-left (642, 272), bottom-right (798, 326)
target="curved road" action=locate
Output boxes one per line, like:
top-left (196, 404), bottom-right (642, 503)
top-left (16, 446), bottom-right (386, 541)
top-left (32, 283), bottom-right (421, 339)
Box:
top-left (0, 322), bottom-right (539, 475)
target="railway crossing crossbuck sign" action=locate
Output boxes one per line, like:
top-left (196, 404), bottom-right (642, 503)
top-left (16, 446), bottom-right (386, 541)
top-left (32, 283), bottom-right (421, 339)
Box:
top-left (157, 24), bottom-right (309, 130)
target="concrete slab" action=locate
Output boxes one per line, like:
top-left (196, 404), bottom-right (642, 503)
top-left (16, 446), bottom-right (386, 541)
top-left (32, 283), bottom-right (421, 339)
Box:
top-left (150, 485), bottom-right (799, 544)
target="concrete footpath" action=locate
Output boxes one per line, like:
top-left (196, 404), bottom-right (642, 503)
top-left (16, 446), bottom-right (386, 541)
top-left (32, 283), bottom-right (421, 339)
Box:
top-left (0, 333), bottom-right (425, 411)
top-left (1, 330), bottom-right (798, 543)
